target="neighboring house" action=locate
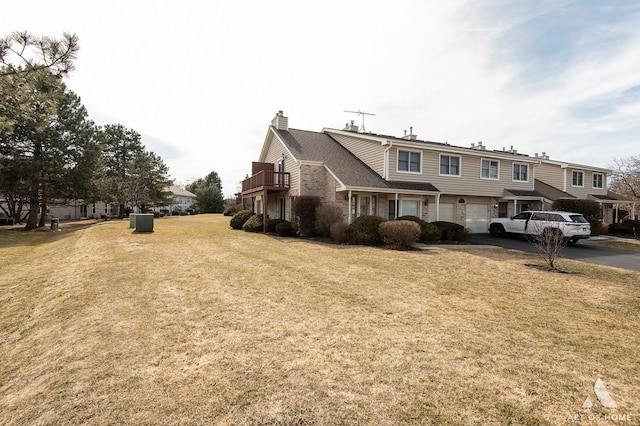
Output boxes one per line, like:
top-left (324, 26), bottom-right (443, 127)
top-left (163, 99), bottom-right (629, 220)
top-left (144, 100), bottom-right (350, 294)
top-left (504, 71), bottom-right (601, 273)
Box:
top-left (242, 111), bottom-right (634, 232)
top-left (163, 185), bottom-right (196, 212)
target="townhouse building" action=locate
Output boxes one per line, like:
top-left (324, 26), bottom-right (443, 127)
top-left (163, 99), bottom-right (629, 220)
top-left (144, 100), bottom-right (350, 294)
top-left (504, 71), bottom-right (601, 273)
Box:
top-left (241, 112), bottom-right (633, 233)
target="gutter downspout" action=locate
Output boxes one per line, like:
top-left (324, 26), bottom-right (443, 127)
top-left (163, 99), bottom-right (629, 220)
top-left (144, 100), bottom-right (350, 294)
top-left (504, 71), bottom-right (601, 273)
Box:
top-left (383, 141), bottom-right (393, 179)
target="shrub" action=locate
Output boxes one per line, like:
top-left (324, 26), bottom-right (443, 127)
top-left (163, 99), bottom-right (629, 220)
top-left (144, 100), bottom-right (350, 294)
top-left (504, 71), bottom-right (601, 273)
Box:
top-left (223, 204), bottom-right (241, 216)
top-left (316, 204), bottom-right (344, 237)
top-left (396, 215), bottom-right (440, 242)
top-left (242, 214), bottom-right (264, 233)
top-left (330, 222), bottom-right (349, 244)
top-left (379, 220), bottom-right (421, 249)
top-left (347, 215), bottom-right (387, 246)
top-left (608, 222), bottom-right (638, 235)
top-left (293, 196), bottom-right (321, 236)
top-left (230, 210), bottom-right (253, 230)
top-left (179, 210), bottom-right (189, 216)
top-left (431, 221), bottom-right (468, 241)
top-left (266, 218), bottom-right (286, 233)
top-left (0, 218), bottom-right (15, 226)
top-left (275, 221), bottom-right (296, 237)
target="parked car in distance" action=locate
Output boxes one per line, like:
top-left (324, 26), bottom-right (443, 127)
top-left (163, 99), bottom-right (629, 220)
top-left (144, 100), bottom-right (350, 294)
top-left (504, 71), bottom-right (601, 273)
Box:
top-left (488, 211), bottom-right (591, 245)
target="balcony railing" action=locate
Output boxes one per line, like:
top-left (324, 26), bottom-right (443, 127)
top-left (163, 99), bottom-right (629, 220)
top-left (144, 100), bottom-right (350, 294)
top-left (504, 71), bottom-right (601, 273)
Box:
top-left (242, 170), bottom-right (290, 193)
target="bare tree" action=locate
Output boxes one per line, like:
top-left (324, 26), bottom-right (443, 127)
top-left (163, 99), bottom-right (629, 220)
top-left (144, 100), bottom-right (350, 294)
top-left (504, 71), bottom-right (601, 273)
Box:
top-left (526, 218), bottom-right (568, 270)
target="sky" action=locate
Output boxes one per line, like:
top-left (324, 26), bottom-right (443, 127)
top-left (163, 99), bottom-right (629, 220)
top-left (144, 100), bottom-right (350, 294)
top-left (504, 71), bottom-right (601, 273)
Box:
top-left (4, 0), bottom-right (640, 197)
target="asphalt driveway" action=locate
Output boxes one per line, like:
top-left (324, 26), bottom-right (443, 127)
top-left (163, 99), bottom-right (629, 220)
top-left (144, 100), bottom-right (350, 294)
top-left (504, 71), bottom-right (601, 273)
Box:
top-left (470, 233), bottom-right (640, 272)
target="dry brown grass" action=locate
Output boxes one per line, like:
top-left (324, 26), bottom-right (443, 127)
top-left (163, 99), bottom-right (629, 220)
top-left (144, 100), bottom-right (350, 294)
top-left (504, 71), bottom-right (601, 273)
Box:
top-left (584, 238), bottom-right (640, 253)
top-left (1, 215), bottom-right (639, 425)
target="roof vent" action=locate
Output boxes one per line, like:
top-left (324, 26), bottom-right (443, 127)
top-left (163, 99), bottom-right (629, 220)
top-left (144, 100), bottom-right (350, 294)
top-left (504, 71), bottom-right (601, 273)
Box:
top-left (343, 120), bottom-right (359, 132)
top-left (402, 126), bottom-right (417, 140)
top-left (271, 110), bottom-right (288, 131)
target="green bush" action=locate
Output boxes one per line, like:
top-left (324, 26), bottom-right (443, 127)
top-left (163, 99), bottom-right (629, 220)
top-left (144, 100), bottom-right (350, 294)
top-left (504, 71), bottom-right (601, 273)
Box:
top-left (266, 218), bottom-right (286, 233)
top-left (330, 222), bottom-right (349, 244)
top-left (379, 220), bottom-right (421, 249)
top-left (275, 221), bottom-right (296, 237)
top-left (347, 215), bottom-right (387, 246)
top-left (608, 222), bottom-right (638, 235)
top-left (230, 210), bottom-right (253, 230)
top-left (431, 221), bottom-right (468, 241)
top-left (397, 215), bottom-right (440, 242)
top-left (242, 214), bottom-right (264, 233)
top-left (0, 218), bottom-right (15, 226)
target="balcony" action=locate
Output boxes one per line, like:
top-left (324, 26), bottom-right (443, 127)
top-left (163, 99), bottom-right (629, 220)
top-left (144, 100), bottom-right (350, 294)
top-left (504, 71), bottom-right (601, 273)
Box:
top-left (241, 170), bottom-right (290, 196)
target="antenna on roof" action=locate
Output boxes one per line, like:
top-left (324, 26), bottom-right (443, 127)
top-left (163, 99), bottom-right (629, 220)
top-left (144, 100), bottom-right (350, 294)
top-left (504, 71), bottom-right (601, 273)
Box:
top-left (344, 109), bottom-right (375, 132)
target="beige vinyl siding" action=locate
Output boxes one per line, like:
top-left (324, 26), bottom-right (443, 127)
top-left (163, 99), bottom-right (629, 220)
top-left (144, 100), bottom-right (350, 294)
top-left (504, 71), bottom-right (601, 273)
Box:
top-left (262, 133), bottom-right (300, 196)
top-left (387, 150), bottom-right (535, 197)
top-left (330, 133), bottom-right (385, 177)
top-left (567, 168), bottom-right (608, 198)
top-left (535, 162), bottom-right (564, 190)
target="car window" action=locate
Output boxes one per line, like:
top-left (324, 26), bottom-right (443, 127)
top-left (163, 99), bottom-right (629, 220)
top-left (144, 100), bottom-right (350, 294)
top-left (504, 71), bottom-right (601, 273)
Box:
top-left (549, 213), bottom-right (566, 222)
top-left (513, 212), bottom-right (531, 220)
top-left (569, 215), bottom-right (588, 223)
top-left (531, 213), bottom-right (547, 221)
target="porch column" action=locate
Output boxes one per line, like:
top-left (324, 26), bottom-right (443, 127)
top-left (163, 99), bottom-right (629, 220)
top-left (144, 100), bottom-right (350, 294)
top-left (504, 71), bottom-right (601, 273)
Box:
top-left (395, 193), bottom-right (399, 220)
top-left (348, 191), bottom-right (353, 223)
top-left (435, 193), bottom-right (441, 221)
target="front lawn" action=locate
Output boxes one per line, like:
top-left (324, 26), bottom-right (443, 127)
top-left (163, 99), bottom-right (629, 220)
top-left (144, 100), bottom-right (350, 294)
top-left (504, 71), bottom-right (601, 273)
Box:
top-left (1, 215), bottom-right (638, 424)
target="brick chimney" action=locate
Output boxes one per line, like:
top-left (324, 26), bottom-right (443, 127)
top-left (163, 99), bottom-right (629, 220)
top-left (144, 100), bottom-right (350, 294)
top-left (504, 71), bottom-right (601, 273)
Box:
top-left (271, 110), bottom-right (288, 131)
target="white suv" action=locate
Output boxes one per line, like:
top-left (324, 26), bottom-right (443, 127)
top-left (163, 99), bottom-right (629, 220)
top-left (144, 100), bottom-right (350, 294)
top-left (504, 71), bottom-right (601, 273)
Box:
top-left (489, 211), bottom-right (591, 245)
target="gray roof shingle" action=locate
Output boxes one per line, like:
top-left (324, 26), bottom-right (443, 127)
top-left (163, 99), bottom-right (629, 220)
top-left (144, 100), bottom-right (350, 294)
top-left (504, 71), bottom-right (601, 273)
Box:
top-left (274, 127), bottom-right (438, 193)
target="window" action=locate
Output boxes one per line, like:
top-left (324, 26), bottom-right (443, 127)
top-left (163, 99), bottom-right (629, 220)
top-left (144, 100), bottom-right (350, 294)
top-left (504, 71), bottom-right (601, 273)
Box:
top-left (440, 154), bottom-right (460, 176)
top-left (513, 212), bottom-right (531, 220)
top-left (481, 159), bottom-right (499, 179)
top-left (592, 173), bottom-right (603, 189)
top-left (512, 163), bottom-right (528, 182)
top-left (572, 170), bottom-right (584, 187)
top-left (400, 200), bottom-right (420, 217)
top-left (398, 150), bottom-right (421, 173)
top-left (353, 195), bottom-right (377, 217)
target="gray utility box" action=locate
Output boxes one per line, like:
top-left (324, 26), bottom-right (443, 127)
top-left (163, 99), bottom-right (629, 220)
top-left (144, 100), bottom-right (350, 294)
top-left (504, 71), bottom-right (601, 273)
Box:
top-left (134, 214), bottom-right (154, 233)
top-left (129, 213), bottom-right (136, 229)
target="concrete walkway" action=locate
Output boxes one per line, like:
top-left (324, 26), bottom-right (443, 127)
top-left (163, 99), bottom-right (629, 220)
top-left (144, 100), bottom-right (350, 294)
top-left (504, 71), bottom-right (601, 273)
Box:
top-left (414, 243), bottom-right (501, 250)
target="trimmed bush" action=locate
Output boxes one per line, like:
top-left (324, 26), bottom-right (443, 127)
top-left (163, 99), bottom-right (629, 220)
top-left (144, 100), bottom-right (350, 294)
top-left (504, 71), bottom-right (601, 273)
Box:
top-left (266, 218), bottom-right (286, 233)
top-left (608, 222), bottom-right (638, 235)
top-left (431, 221), bottom-right (468, 241)
top-left (379, 220), bottom-right (421, 249)
top-left (242, 214), bottom-right (264, 233)
top-left (397, 215), bottom-right (440, 242)
top-left (347, 215), bottom-right (387, 246)
top-left (293, 196), bottom-right (321, 236)
top-left (230, 210), bottom-right (253, 230)
top-left (275, 221), bottom-right (296, 237)
top-left (316, 204), bottom-right (344, 238)
top-left (0, 218), bottom-right (15, 226)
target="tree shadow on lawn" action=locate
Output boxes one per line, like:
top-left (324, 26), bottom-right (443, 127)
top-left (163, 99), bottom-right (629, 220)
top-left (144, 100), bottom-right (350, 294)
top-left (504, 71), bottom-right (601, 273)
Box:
top-left (0, 219), bottom-right (107, 249)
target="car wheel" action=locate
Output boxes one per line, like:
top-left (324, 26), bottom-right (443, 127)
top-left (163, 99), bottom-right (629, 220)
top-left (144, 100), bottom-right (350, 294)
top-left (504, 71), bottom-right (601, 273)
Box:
top-left (489, 224), bottom-right (505, 237)
top-left (567, 238), bottom-right (577, 246)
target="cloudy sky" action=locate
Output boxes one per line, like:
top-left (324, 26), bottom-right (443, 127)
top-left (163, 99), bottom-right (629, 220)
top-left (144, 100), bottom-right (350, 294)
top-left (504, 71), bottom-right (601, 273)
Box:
top-left (4, 1), bottom-right (639, 197)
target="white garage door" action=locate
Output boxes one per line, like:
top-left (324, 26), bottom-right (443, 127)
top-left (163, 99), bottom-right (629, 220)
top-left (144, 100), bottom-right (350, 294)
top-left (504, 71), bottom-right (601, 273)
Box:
top-left (465, 203), bottom-right (489, 234)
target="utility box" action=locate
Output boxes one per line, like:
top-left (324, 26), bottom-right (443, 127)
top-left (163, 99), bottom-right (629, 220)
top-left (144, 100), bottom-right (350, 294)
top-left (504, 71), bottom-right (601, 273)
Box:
top-left (134, 214), bottom-right (154, 233)
top-left (50, 218), bottom-right (59, 231)
top-left (129, 213), bottom-right (136, 229)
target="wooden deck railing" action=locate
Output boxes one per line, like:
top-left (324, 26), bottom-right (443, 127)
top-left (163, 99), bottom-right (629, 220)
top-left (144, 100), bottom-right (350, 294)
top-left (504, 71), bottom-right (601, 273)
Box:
top-left (242, 170), bottom-right (290, 193)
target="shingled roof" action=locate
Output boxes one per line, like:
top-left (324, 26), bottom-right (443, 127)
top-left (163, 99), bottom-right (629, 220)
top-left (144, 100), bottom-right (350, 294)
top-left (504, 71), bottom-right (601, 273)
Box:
top-left (273, 128), bottom-right (438, 193)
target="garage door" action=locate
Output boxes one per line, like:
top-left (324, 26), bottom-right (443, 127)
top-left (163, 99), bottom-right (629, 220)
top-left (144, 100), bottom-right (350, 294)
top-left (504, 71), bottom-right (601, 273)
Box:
top-left (465, 203), bottom-right (489, 234)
